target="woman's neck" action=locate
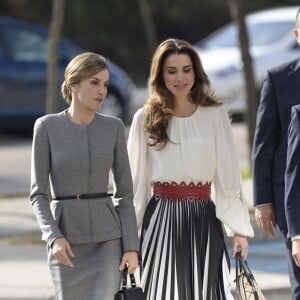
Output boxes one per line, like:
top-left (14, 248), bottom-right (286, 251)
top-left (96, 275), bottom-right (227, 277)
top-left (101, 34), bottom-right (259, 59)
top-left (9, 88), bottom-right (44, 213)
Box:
top-left (67, 105), bottom-right (95, 125)
top-left (173, 99), bottom-right (197, 118)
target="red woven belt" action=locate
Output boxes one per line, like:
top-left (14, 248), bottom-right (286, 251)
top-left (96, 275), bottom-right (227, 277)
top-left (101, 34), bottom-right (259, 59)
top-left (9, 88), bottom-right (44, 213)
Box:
top-left (153, 181), bottom-right (211, 201)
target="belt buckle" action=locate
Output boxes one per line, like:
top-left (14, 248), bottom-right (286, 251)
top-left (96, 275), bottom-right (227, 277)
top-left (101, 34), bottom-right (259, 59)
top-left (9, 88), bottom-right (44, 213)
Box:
top-left (76, 194), bottom-right (81, 200)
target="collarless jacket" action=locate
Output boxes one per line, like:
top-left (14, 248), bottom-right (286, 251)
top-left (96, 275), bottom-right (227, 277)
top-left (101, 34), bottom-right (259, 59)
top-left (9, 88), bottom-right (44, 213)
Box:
top-left (30, 111), bottom-right (139, 252)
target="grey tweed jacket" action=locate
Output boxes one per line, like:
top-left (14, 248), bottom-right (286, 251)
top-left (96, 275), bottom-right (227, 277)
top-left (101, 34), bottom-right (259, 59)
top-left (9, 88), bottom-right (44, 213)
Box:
top-left (30, 110), bottom-right (139, 252)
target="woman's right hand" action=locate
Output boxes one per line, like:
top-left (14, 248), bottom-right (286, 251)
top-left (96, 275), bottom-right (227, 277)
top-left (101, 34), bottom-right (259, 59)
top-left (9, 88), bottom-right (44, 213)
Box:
top-left (232, 234), bottom-right (249, 259)
top-left (52, 237), bottom-right (75, 267)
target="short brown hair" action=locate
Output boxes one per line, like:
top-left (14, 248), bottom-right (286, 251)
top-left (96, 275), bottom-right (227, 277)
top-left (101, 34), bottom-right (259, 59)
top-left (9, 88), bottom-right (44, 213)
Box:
top-left (61, 52), bottom-right (108, 104)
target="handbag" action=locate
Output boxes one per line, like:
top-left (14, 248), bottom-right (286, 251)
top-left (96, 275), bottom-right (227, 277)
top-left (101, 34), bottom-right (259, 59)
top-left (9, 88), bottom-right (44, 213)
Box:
top-left (114, 267), bottom-right (146, 300)
top-left (235, 251), bottom-right (265, 300)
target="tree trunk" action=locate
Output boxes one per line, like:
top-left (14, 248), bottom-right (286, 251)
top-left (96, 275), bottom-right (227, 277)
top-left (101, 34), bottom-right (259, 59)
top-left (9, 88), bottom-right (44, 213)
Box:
top-left (227, 0), bottom-right (258, 170)
top-left (137, 0), bottom-right (157, 55)
top-left (46, 0), bottom-right (65, 114)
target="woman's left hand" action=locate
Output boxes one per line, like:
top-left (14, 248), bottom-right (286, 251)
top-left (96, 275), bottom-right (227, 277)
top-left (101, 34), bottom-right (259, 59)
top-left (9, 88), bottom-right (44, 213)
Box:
top-left (232, 233), bottom-right (249, 259)
top-left (119, 251), bottom-right (139, 274)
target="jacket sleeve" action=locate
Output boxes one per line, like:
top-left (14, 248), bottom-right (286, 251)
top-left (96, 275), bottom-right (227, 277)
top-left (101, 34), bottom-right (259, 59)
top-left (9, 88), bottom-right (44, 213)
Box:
top-left (30, 118), bottom-right (63, 246)
top-left (285, 106), bottom-right (300, 239)
top-left (112, 119), bottom-right (139, 252)
top-left (214, 106), bottom-right (254, 237)
top-left (252, 71), bottom-right (279, 206)
top-left (127, 109), bottom-right (151, 231)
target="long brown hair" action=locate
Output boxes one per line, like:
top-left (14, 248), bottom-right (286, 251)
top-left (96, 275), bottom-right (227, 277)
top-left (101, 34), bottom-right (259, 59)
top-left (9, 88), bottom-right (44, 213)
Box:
top-left (144, 38), bottom-right (221, 149)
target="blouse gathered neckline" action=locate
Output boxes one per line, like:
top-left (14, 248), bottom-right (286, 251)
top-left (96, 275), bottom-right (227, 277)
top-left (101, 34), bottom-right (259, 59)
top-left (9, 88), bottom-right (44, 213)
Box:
top-left (172, 106), bottom-right (200, 120)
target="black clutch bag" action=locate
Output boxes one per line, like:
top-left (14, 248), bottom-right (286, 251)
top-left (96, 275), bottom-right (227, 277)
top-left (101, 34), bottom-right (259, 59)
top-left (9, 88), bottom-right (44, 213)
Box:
top-left (235, 251), bottom-right (265, 300)
top-left (114, 267), bottom-right (146, 300)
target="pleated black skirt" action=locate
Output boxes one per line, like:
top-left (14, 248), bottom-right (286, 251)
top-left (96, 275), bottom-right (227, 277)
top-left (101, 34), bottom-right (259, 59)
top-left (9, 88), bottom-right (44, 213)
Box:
top-left (140, 196), bottom-right (233, 300)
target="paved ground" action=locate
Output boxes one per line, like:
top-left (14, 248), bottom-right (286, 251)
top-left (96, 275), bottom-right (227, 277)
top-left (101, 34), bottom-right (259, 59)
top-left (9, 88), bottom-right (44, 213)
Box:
top-left (0, 243), bottom-right (54, 300)
top-left (0, 195), bottom-right (291, 300)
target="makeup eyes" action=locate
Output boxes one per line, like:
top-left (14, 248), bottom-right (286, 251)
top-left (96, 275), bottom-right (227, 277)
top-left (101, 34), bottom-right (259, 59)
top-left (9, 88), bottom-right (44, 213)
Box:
top-left (167, 68), bottom-right (193, 74)
top-left (90, 80), bottom-right (109, 87)
top-left (183, 68), bottom-right (192, 73)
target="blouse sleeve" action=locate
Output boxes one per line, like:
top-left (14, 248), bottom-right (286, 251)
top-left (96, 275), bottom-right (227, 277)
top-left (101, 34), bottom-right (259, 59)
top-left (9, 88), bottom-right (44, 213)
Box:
top-left (214, 106), bottom-right (254, 237)
top-left (127, 108), bottom-right (151, 231)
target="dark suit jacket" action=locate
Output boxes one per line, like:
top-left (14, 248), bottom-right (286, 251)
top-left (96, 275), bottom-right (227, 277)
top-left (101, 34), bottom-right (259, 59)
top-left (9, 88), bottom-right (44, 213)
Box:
top-left (285, 105), bottom-right (300, 238)
top-left (252, 57), bottom-right (300, 231)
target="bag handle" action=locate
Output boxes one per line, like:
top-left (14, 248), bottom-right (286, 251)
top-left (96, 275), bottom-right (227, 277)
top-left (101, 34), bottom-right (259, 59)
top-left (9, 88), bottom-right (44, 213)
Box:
top-left (236, 251), bottom-right (251, 276)
top-left (121, 267), bottom-right (137, 291)
top-left (235, 250), bottom-right (260, 299)
top-left (236, 251), bottom-right (255, 279)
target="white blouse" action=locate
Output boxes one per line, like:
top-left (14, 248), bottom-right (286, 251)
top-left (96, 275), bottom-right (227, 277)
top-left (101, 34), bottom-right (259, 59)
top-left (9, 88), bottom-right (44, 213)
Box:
top-left (127, 105), bottom-right (254, 237)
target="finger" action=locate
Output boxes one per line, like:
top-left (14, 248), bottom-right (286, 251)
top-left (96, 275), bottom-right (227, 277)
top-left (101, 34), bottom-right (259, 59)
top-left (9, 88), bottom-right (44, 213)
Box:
top-left (271, 215), bottom-right (276, 229)
top-left (53, 249), bottom-right (64, 262)
top-left (55, 248), bottom-right (74, 267)
top-left (54, 253), bottom-right (68, 266)
top-left (293, 255), bottom-right (300, 267)
top-left (295, 254), bottom-right (300, 267)
top-left (264, 222), bottom-right (275, 237)
top-left (232, 245), bottom-right (237, 257)
top-left (119, 257), bottom-right (127, 271)
top-left (53, 253), bottom-right (62, 264)
top-left (65, 243), bottom-right (75, 258)
top-left (259, 219), bottom-right (273, 236)
top-left (257, 219), bottom-right (263, 229)
top-left (255, 215), bottom-right (261, 227)
top-left (128, 266), bottom-right (138, 274)
top-left (257, 216), bottom-right (266, 230)
top-left (240, 247), bottom-right (248, 260)
top-left (127, 261), bottom-right (139, 274)
top-left (127, 265), bottom-right (135, 274)
top-left (61, 252), bottom-right (74, 267)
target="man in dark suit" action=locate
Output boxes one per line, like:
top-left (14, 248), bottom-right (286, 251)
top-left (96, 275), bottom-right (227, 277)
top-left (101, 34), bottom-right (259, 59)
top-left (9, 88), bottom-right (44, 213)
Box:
top-left (286, 105), bottom-right (300, 270)
top-left (252, 7), bottom-right (300, 299)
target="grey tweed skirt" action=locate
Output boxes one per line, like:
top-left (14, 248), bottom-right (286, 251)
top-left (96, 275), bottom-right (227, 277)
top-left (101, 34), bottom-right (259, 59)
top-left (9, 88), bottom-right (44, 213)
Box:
top-left (48, 238), bottom-right (122, 300)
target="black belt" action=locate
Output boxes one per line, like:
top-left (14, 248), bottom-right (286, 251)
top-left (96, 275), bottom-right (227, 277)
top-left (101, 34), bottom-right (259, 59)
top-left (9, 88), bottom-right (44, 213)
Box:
top-left (53, 192), bottom-right (113, 200)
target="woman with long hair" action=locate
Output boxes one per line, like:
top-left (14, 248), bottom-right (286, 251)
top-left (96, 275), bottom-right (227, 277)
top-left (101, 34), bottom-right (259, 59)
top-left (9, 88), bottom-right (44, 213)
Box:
top-left (128, 39), bottom-right (253, 299)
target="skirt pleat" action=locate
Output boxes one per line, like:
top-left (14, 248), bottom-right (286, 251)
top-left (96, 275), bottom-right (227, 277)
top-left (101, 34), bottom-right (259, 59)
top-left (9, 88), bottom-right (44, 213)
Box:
top-left (141, 196), bottom-right (233, 300)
